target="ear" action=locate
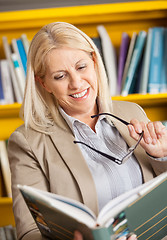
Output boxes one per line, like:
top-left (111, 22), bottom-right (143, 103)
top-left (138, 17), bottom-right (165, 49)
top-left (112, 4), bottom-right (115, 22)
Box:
top-left (91, 52), bottom-right (96, 66)
top-left (35, 76), bottom-right (52, 93)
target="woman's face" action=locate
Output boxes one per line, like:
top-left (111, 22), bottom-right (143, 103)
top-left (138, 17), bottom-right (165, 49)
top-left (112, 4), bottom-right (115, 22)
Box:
top-left (41, 47), bottom-right (98, 119)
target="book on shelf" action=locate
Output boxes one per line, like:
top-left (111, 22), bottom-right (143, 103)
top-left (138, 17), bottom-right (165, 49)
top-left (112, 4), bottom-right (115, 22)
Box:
top-left (138, 28), bottom-right (153, 94)
top-left (147, 27), bottom-right (165, 94)
top-left (131, 55), bottom-right (143, 94)
top-left (0, 64), bottom-right (5, 105)
top-left (121, 31), bottom-right (147, 96)
top-left (121, 32), bottom-right (137, 93)
top-left (117, 32), bottom-right (130, 94)
top-left (0, 140), bottom-right (12, 198)
top-left (11, 38), bottom-right (26, 80)
top-left (18, 172), bottom-right (167, 240)
top-left (0, 60), bottom-right (15, 104)
top-left (97, 25), bottom-right (118, 96)
top-left (2, 36), bottom-right (23, 103)
top-left (0, 225), bottom-right (17, 240)
top-left (4, 225), bottom-right (17, 240)
top-left (160, 28), bottom-right (167, 93)
top-left (91, 37), bottom-right (103, 59)
top-left (11, 53), bottom-right (25, 99)
top-left (0, 227), bottom-right (6, 240)
top-left (16, 39), bottom-right (27, 75)
top-left (21, 33), bottom-right (30, 56)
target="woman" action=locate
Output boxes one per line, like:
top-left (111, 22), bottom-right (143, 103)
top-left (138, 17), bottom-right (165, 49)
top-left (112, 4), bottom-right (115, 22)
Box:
top-left (8, 22), bottom-right (167, 240)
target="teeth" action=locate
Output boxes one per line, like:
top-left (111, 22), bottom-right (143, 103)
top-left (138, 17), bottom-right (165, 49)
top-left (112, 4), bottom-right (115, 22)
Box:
top-left (71, 89), bottom-right (88, 98)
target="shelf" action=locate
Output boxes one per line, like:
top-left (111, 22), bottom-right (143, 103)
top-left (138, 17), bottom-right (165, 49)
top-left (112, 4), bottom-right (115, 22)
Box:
top-left (0, 103), bottom-right (23, 140)
top-left (0, 1), bottom-right (167, 57)
top-left (2, 93), bottom-right (167, 114)
top-left (1, 1), bottom-right (167, 24)
top-left (0, 103), bottom-right (21, 118)
top-left (0, 198), bottom-right (15, 226)
top-left (0, 93), bottom-right (167, 127)
top-left (112, 93), bottom-right (167, 107)
top-left (112, 93), bottom-right (167, 122)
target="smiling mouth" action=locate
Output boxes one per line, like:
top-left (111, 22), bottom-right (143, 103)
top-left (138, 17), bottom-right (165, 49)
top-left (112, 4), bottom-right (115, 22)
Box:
top-left (70, 89), bottom-right (88, 99)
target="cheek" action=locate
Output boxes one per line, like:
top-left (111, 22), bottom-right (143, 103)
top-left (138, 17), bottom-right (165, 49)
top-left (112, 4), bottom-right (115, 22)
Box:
top-left (52, 82), bottom-right (67, 98)
top-left (43, 84), bottom-right (52, 93)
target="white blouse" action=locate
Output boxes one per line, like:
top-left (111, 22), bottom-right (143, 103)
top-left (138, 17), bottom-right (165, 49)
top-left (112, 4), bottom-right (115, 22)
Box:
top-left (59, 107), bottom-right (144, 211)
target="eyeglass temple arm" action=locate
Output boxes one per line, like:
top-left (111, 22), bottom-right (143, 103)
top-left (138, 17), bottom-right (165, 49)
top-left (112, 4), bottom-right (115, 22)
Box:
top-left (92, 113), bottom-right (144, 136)
top-left (74, 113), bottom-right (143, 165)
top-left (74, 131), bottom-right (143, 165)
top-left (74, 140), bottom-right (122, 165)
top-left (91, 113), bottom-right (130, 126)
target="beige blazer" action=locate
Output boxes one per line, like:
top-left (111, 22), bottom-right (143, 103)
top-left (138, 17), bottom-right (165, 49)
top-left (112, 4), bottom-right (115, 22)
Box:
top-left (8, 101), bottom-right (167, 240)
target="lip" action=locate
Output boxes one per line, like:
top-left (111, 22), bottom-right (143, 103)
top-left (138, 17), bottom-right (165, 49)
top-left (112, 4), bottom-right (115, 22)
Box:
top-left (69, 88), bottom-right (89, 100)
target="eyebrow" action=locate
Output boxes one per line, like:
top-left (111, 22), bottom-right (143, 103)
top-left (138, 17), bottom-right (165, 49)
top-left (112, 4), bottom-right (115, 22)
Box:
top-left (50, 70), bottom-right (65, 78)
top-left (50, 59), bottom-right (87, 75)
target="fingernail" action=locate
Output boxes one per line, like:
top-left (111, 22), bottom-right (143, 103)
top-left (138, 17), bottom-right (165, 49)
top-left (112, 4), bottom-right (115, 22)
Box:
top-left (152, 138), bottom-right (157, 144)
top-left (119, 237), bottom-right (126, 240)
top-left (130, 234), bottom-right (137, 240)
top-left (136, 127), bottom-right (142, 133)
top-left (146, 137), bottom-right (151, 144)
top-left (128, 125), bottom-right (133, 131)
top-left (157, 134), bottom-right (161, 139)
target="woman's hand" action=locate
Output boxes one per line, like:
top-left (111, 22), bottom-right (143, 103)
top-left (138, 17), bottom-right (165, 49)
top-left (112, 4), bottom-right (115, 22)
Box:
top-left (118, 235), bottom-right (137, 240)
top-left (128, 119), bottom-right (167, 158)
top-left (73, 231), bottom-right (83, 240)
top-left (73, 230), bottom-right (137, 240)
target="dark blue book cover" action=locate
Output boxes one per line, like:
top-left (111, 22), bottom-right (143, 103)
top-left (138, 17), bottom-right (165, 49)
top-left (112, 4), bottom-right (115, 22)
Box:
top-left (0, 63), bottom-right (5, 103)
top-left (160, 28), bottom-right (167, 93)
top-left (117, 33), bottom-right (130, 94)
top-left (121, 31), bottom-right (146, 96)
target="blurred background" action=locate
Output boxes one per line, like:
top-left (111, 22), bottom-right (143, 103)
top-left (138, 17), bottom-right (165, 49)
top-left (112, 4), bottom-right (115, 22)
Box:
top-left (0, 0), bottom-right (156, 12)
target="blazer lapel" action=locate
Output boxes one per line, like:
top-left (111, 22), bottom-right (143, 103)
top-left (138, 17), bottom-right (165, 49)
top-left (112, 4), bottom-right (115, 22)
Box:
top-left (49, 122), bottom-right (99, 215)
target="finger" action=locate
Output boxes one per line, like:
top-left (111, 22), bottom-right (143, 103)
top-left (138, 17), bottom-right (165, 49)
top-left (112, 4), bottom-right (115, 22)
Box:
top-left (73, 231), bottom-right (83, 240)
top-left (128, 124), bottom-right (141, 141)
top-left (147, 122), bottom-right (157, 145)
top-left (128, 119), bottom-right (143, 141)
top-left (153, 121), bottom-right (167, 139)
top-left (140, 121), bottom-right (153, 144)
top-left (128, 120), bottom-right (152, 144)
top-left (116, 234), bottom-right (137, 240)
top-left (128, 234), bottom-right (137, 240)
top-left (130, 119), bottom-right (142, 134)
top-left (117, 237), bottom-right (126, 240)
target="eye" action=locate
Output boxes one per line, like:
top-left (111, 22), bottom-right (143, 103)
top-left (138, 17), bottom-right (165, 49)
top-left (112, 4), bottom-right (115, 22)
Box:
top-left (54, 74), bottom-right (65, 80)
top-left (77, 64), bottom-right (87, 71)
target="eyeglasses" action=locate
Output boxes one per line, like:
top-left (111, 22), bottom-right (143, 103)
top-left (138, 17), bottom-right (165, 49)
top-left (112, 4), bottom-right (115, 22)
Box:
top-left (74, 113), bottom-right (144, 165)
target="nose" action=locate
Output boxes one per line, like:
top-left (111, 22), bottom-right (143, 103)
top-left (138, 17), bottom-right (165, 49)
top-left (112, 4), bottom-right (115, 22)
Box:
top-left (68, 71), bottom-right (82, 90)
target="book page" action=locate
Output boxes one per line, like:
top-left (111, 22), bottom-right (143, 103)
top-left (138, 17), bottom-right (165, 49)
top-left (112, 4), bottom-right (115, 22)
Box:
top-left (18, 185), bottom-right (97, 228)
top-left (34, 187), bottom-right (96, 220)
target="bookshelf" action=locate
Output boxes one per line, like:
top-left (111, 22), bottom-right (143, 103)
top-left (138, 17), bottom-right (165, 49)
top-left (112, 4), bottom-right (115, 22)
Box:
top-left (113, 93), bottom-right (167, 122)
top-left (0, 0), bottom-right (167, 227)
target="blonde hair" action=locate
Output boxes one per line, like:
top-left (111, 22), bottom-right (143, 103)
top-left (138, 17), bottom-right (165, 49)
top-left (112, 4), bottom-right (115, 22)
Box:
top-left (20, 22), bottom-right (112, 133)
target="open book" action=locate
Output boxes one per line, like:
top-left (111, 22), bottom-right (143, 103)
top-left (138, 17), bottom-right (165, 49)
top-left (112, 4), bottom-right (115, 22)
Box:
top-left (18, 172), bottom-right (167, 240)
